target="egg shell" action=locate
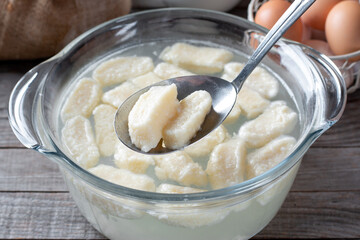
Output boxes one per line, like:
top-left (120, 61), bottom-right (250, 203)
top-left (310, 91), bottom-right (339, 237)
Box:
top-left (301, 0), bottom-right (342, 31)
top-left (325, 1), bottom-right (360, 61)
top-left (255, 0), bottom-right (303, 42)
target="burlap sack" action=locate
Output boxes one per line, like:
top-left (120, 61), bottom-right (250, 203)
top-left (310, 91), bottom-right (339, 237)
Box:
top-left (0, 0), bottom-right (131, 60)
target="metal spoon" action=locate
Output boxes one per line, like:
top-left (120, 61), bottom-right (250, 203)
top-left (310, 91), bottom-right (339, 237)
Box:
top-left (115, 0), bottom-right (315, 154)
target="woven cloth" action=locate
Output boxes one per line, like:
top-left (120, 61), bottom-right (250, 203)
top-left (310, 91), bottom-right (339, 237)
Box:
top-left (0, 0), bottom-right (131, 60)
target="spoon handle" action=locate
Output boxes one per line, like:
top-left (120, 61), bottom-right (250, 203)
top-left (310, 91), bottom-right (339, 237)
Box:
top-left (231, 0), bottom-right (315, 93)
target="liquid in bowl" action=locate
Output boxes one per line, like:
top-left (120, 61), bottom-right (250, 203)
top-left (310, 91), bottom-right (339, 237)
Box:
top-left (58, 40), bottom-right (301, 239)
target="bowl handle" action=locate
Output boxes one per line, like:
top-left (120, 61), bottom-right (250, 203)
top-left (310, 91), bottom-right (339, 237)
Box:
top-left (304, 47), bottom-right (347, 131)
top-left (8, 59), bottom-right (56, 150)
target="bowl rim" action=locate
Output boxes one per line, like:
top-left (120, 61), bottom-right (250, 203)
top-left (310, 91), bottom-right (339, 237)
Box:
top-left (43, 8), bottom-right (325, 203)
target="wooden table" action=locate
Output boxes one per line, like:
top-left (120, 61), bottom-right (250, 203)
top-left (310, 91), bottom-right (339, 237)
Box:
top-left (1, 3), bottom-right (360, 239)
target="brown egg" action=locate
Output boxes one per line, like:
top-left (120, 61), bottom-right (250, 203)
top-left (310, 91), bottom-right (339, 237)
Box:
top-left (301, 0), bottom-right (342, 31)
top-left (255, 0), bottom-right (303, 42)
top-left (325, 1), bottom-right (360, 61)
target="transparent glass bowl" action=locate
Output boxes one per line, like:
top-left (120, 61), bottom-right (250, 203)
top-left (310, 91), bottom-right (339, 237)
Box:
top-left (8, 8), bottom-right (346, 240)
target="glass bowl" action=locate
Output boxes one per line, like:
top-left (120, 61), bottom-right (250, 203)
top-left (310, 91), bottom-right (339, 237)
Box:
top-left (8, 8), bottom-right (346, 240)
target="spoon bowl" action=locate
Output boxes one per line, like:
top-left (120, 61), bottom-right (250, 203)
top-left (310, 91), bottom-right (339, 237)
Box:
top-left (115, 0), bottom-right (315, 154)
top-left (114, 75), bottom-right (237, 154)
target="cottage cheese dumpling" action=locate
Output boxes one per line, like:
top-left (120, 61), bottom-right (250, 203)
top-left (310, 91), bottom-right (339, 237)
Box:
top-left (154, 151), bottom-right (208, 187)
top-left (221, 82), bottom-right (269, 123)
top-left (163, 90), bottom-right (212, 149)
top-left (150, 204), bottom-right (230, 229)
top-left (160, 43), bottom-right (233, 74)
top-left (60, 42), bottom-right (300, 211)
top-left (89, 164), bottom-right (155, 192)
top-left (154, 62), bottom-right (194, 80)
top-left (184, 125), bottom-right (229, 158)
top-left (152, 182), bottom-right (230, 228)
top-left (156, 184), bottom-right (205, 194)
top-left (222, 62), bottom-right (279, 99)
top-left (130, 72), bottom-right (163, 88)
top-left (128, 84), bottom-right (179, 152)
top-left (206, 139), bottom-right (247, 189)
top-left (61, 78), bottom-right (101, 122)
top-left (62, 116), bottom-right (99, 169)
top-left (247, 135), bottom-right (296, 179)
top-left (114, 142), bottom-right (154, 174)
top-left (93, 57), bottom-right (154, 86)
top-left (223, 94), bottom-right (242, 124)
top-left (223, 86), bottom-right (270, 123)
top-left (93, 104), bottom-right (118, 156)
top-left (238, 87), bottom-right (270, 119)
top-left (238, 101), bottom-right (298, 148)
top-left (247, 136), bottom-right (297, 206)
top-left (102, 82), bottom-right (139, 108)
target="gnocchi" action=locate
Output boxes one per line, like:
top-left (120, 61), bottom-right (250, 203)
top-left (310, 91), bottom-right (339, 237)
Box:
top-left (60, 42), bottom-right (299, 199)
top-left (93, 104), bottom-right (118, 156)
top-left (128, 84), bottom-right (179, 152)
top-left (62, 116), bottom-right (99, 169)
top-left (222, 62), bottom-right (279, 99)
top-left (130, 72), bottom-right (163, 88)
top-left (114, 142), bottom-right (154, 174)
top-left (184, 125), bottom-right (230, 158)
top-left (238, 101), bottom-right (298, 148)
top-left (160, 42), bottom-right (233, 74)
top-left (102, 82), bottom-right (139, 108)
top-left (163, 90), bottom-right (212, 149)
top-left (206, 139), bottom-right (247, 189)
top-left (61, 78), bottom-right (101, 122)
top-left (154, 62), bottom-right (194, 80)
top-left (154, 151), bottom-right (208, 187)
top-left (237, 87), bottom-right (270, 119)
top-left (247, 135), bottom-right (297, 179)
top-left (156, 183), bottom-right (205, 194)
top-left (89, 164), bottom-right (156, 192)
top-left (93, 57), bottom-right (154, 86)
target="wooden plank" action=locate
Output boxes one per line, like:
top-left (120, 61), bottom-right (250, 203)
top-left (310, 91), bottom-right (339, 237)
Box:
top-left (0, 73), bottom-right (23, 118)
top-left (0, 192), bottom-right (105, 239)
top-left (0, 149), bottom-right (66, 192)
top-left (0, 147), bottom-right (359, 192)
top-left (0, 60), bottom-right (42, 118)
top-left (257, 191), bottom-right (360, 239)
top-left (314, 92), bottom-right (360, 148)
top-left (0, 191), bottom-right (359, 239)
top-left (0, 117), bottom-right (24, 148)
top-left (292, 147), bottom-right (360, 192)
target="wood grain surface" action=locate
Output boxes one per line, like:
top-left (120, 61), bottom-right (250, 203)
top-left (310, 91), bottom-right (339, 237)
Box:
top-left (0, 3), bottom-right (359, 239)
